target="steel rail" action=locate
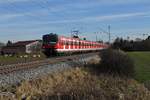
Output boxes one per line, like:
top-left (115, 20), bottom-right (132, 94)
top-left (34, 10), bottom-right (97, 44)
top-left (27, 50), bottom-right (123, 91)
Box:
top-left (0, 52), bottom-right (99, 75)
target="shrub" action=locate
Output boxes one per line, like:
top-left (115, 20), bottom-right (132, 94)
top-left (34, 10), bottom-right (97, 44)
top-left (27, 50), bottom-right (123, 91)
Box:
top-left (99, 49), bottom-right (135, 77)
top-left (144, 80), bottom-right (150, 90)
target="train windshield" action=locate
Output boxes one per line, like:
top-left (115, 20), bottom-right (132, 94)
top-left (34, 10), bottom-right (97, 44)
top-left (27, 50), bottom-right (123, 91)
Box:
top-left (43, 34), bottom-right (58, 44)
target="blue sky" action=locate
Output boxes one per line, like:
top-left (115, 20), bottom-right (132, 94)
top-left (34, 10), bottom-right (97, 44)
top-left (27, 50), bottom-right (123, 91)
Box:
top-left (0, 0), bottom-right (150, 43)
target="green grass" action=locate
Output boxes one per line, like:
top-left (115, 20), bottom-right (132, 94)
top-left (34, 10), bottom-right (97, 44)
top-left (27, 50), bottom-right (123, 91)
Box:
top-left (128, 52), bottom-right (150, 83)
top-left (0, 53), bottom-right (46, 65)
top-left (0, 56), bottom-right (21, 65)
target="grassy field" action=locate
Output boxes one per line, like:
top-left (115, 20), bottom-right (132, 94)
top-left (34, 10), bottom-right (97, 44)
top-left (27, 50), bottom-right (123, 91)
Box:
top-left (0, 53), bottom-right (46, 65)
top-left (128, 52), bottom-right (150, 83)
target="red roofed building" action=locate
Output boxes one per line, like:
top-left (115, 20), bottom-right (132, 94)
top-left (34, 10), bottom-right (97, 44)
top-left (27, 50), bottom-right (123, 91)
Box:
top-left (1, 40), bottom-right (42, 54)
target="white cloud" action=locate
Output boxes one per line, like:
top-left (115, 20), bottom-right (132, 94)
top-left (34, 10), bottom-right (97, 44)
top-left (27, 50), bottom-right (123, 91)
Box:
top-left (0, 11), bottom-right (149, 26)
top-left (0, 0), bottom-right (32, 4)
top-left (0, 8), bottom-right (50, 21)
top-left (83, 12), bottom-right (148, 22)
top-left (0, 13), bottom-right (24, 21)
top-left (96, 0), bottom-right (149, 4)
top-left (43, 12), bottom-right (149, 24)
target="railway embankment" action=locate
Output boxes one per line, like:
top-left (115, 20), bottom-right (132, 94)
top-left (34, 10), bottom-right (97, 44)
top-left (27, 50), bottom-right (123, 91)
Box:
top-left (0, 50), bottom-right (150, 100)
top-left (1, 62), bottom-right (150, 100)
top-left (0, 53), bottom-right (99, 87)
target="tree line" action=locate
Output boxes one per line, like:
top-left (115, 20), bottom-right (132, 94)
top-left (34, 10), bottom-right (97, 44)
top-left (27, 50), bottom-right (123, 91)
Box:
top-left (112, 36), bottom-right (150, 51)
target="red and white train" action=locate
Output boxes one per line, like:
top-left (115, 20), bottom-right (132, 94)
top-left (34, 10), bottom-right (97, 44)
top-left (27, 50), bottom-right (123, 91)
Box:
top-left (42, 33), bottom-right (108, 57)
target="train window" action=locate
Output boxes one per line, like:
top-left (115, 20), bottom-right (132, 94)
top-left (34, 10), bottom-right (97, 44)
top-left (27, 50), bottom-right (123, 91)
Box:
top-left (75, 41), bottom-right (77, 45)
top-left (68, 41), bottom-right (70, 45)
top-left (74, 41), bottom-right (76, 45)
top-left (76, 41), bottom-right (78, 45)
top-left (66, 41), bottom-right (69, 45)
top-left (71, 41), bottom-right (73, 45)
top-left (79, 41), bottom-right (81, 45)
top-left (63, 41), bottom-right (65, 45)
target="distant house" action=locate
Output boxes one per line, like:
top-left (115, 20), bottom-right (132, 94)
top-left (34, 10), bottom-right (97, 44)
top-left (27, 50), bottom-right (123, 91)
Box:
top-left (1, 40), bottom-right (42, 54)
top-left (0, 47), bottom-right (1, 55)
top-left (135, 38), bottom-right (142, 42)
top-left (0, 42), bottom-right (5, 55)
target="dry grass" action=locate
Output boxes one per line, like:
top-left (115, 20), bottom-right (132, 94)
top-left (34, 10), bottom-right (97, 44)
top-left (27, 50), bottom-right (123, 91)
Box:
top-left (87, 55), bottom-right (101, 64)
top-left (12, 67), bottom-right (150, 100)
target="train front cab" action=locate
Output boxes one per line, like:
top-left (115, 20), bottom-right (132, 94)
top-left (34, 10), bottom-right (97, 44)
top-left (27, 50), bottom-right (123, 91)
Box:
top-left (42, 33), bottom-right (58, 57)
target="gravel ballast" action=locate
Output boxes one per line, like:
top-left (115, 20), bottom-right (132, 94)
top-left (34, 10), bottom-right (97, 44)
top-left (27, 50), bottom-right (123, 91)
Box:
top-left (0, 53), bottom-right (98, 87)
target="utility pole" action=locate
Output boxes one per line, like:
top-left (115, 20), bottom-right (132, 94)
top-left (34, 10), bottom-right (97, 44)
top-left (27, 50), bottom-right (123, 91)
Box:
top-left (99, 25), bottom-right (111, 44)
top-left (94, 32), bottom-right (98, 41)
top-left (108, 25), bottom-right (111, 44)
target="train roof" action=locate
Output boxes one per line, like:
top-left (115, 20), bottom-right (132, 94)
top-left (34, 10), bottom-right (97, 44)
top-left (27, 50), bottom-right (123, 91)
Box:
top-left (58, 35), bottom-right (101, 44)
top-left (44, 33), bottom-right (107, 45)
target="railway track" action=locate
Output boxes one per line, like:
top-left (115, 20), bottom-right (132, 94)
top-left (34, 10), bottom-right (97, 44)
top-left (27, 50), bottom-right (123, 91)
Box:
top-left (0, 52), bottom-right (98, 75)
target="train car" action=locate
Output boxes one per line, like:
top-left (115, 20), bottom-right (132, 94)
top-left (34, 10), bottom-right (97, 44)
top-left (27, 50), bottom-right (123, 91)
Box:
top-left (42, 33), bottom-right (108, 57)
